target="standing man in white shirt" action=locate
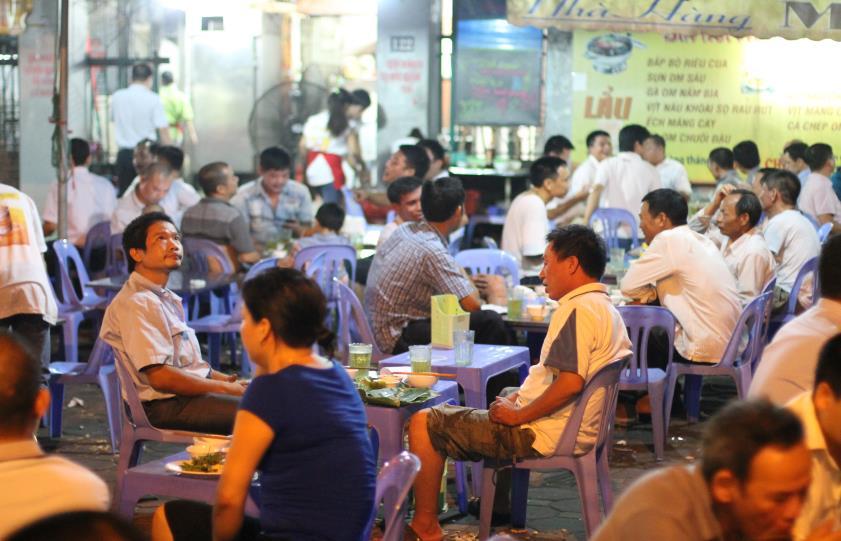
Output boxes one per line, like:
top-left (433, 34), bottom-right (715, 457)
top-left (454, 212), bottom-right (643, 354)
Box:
top-left (643, 134), bottom-right (692, 199)
top-left (756, 170), bottom-right (821, 312)
top-left (801, 143), bottom-right (841, 234)
top-left (584, 124), bottom-right (661, 228)
top-left (0, 183), bottom-right (58, 377)
top-left (42, 138), bottom-right (117, 247)
top-left (621, 188), bottom-right (741, 365)
top-left (502, 156), bottom-right (574, 265)
top-left (785, 334), bottom-right (841, 541)
top-left (714, 189), bottom-right (776, 303)
top-left (548, 130), bottom-right (612, 224)
top-left (111, 64), bottom-right (171, 195)
top-left (781, 141), bottom-right (811, 187)
top-left (543, 134), bottom-right (574, 161)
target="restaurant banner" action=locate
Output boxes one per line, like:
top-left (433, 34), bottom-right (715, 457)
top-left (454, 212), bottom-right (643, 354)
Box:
top-left (569, 30), bottom-right (841, 182)
top-left (508, 0), bottom-right (841, 41)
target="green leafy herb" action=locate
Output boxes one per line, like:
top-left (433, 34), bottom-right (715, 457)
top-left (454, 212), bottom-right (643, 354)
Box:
top-left (181, 452), bottom-right (225, 473)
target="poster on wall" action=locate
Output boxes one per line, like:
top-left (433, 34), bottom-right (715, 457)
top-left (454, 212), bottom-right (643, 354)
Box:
top-left (571, 30), bottom-right (841, 183)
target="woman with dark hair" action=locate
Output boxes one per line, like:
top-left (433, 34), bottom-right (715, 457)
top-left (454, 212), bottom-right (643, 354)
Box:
top-left (300, 88), bottom-right (367, 205)
top-left (152, 268), bottom-right (376, 541)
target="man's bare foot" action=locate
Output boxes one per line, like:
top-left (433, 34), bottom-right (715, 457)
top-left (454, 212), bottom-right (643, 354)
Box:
top-left (407, 520), bottom-right (443, 541)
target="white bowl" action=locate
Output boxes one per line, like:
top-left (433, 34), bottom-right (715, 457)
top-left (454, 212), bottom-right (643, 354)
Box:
top-left (407, 374), bottom-right (437, 388)
top-left (192, 436), bottom-right (229, 452)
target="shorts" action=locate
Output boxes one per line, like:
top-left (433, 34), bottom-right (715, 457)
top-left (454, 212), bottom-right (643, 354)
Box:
top-left (426, 404), bottom-right (541, 463)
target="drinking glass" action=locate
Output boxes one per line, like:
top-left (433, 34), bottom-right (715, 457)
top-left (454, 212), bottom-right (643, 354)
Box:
top-left (348, 343), bottom-right (373, 371)
top-left (453, 330), bottom-right (475, 366)
top-left (409, 345), bottom-right (432, 373)
top-left (507, 289), bottom-right (524, 319)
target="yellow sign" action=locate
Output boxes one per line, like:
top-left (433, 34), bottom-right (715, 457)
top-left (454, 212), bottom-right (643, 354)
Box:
top-left (509, 0), bottom-right (841, 40)
top-left (570, 30), bottom-right (841, 182)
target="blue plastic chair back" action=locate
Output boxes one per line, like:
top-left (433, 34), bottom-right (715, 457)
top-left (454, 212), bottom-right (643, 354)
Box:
top-left (106, 233), bottom-right (128, 277)
top-left (342, 187), bottom-right (366, 218)
top-left (553, 356), bottom-right (629, 457)
top-left (455, 248), bottom-right (519, 285)
top-left (783, 256), bottom-right (818, 316)
top-left (386, 209), bottom-right (396, 224)
top-left (616, 306), bottom-right (675, 384)
top-left (373, 451), bottom-right (421, 541)
top-left (294, 244), bottom-right (357, 288)
top-left (818, 222), bottom-right (832, 243)
top-left (336, 279), bottom-right (385, 364)
top-left (719, 291), bottom-right (772, 372)
top-left (448, 227), bottom-right (465, 256)
top-left (82, 221), bottom-right (111, 275)
top-left (244, 257), bottom-right (278, 282)
top-left (52, 239), bottom-right (103, 308)
top-left (589, 208), bottom-right (640, 251)
top-left (182, 237), bottom-right (235, 274)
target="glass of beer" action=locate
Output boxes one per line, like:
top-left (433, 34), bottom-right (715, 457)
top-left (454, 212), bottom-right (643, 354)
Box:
top-left (348, 343), bottom-right (373, 372)
top-left (409, 345), bottom-right (432, 373)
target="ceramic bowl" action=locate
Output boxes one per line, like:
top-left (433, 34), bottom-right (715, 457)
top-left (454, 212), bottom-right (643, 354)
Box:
top-left (407, 374), bottom-right (437, 388)
top-left (379, 374), bottom-right (402, 388)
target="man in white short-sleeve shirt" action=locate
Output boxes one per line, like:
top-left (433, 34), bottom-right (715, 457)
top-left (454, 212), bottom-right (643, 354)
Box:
top-left (0, 183), bottom-right (57, 375)
top-left (0, 333), bottom-right (109, 538)
top-left (750, 236), bottom-right (841, 404)
top-left (407, 225), bottom-right (631, 541)
top-left (621, 189), bottom-right (741, 363)
top-left (111, 162), bottom-right (176, 234)
top-left (800, 143), bottom-right (841, 235)
top-left (502, 156), bottom-right (575, 265)
top-left (111, 63), bottom-right (170, 194)
top-left (584, 124), bottom-right (660, 230)
top-left (547, 130), bottom-right (612, 224)
top-left (643, 134), bottom-right (692, 198)
top-left (42, 138), bottom-right (117, 247)
top-left (756, 169), bottom-right (820, 311)
top-left (124, 145), bottom-right (200, 228)
top-left (100, 212), bottom-right (245, 435)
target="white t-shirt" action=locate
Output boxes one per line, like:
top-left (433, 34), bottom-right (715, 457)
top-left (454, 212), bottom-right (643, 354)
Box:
top-left (593, 152), bottom-right (661, 217)
top-left (656, 157), bottom-right (692, 196)
top-left (620, 225), bottom-right (741, 362)
top-left (762, 209), bottom-right (820, 293)
top-left (110, 83), bottom-right (169, 148)
top-left (548, 154), bottom-right (600, 223)
top-left (0, 440), bottom-right (110, 539)
top-left (799, 172), bottom-right (841, 224)
top-left (720, 228), bottom-right (776, 304)
top-left (42, 166), bottom-right (117, 246)
top-left (517, 283), bottom-right (632, 455)
top-left (302, 110), bottom-right (352, 188)
top-left (0, 184), bottom-right (58, 323)
top-left (501, 191), bottom-right (548, 263)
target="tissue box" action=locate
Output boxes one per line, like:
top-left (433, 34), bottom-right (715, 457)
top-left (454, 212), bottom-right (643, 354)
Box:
top-left (430, 294), bottom-right (470, 348)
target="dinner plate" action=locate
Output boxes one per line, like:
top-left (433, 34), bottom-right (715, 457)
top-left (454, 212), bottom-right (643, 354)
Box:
top-left (165, 460), bottom-right (223, 478)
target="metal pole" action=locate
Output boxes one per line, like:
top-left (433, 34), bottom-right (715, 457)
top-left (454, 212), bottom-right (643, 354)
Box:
top-left (56, 0), bottom-right (69, 240)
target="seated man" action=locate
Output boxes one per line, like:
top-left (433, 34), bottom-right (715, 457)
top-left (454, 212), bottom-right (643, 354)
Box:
top-left (295, 202), bottom-right (350, 251)
top-left (151, 145), bottom-right (200, 225)
top-left (365, 176), bottom-right (508, 354)
top-left (756, 169), bottom-right (821, 312)
top-left (100, 213), bottom-right (246, 435)
top-left (181, 161), bottom-right (259, 271)
top-left (787, 334), bottom-right (841, 541)
top-left (733, 140), bottom-right (761, 186)
top-left (377, 176), bottom-right (423, 247)
top-left (708, 147), bottom-right (743, 187)
top-left (621, 189), bottom-right (741, 365)
top-left (231, 146), bottom-right (313, 252)
top-left (42, 138), bottom-right (117, 247)
top-left (801, 143), bottom-right (841, 234)
top-left (750, 235), bottom-right (841, 404)
top-left (781, 141), bottom-right (811, 186)
top-left (501, 156), bottom-right (580, 266)
top-left (417, 139), bottom-right (449, 180)
top-left (111, 162), bottom-right (175, 234)
top-left (591, 400), bottom-right (816, 541)
top-left (0, 332), bottom-right (109, 538)
top-left (714, 189), bottom-right (776, 303)
top-left (407, 225), bottom-right (631, 540)
top-left (357, 144), bottom-right (430, 223)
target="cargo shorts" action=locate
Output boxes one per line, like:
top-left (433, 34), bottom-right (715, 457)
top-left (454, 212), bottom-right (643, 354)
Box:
top-left (426, 404), bottom-right (541, 462)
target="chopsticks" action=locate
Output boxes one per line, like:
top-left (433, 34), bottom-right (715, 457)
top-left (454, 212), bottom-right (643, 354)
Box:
top-left (351, 367), bottom-right (457, 379)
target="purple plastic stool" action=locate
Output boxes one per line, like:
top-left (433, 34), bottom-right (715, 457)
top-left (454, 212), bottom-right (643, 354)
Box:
top-left (478, 356), bottom-right (630, 540)
top-left (616, 306), bottom-right (675, 461)
top-left (666, 291), bottom-right (771, 424)
top-left (47, 337), bottom-right (121, 452)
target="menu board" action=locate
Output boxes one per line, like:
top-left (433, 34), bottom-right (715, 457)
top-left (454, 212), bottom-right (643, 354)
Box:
top-left (454, 18), bottom-right (543, 126)
top-left (571, 31), bottom-right (841, 182)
